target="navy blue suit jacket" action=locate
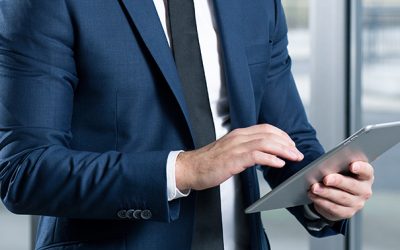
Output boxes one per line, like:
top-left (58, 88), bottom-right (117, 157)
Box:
top-left (0, 0), bottom-right (346, 249)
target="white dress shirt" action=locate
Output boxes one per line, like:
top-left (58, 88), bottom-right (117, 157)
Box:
top-left (153, 0), bottom-right (249, 249)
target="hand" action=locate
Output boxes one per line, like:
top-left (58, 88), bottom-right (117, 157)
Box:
top-left (308, 161), bottom-right (374, 221)
top-left (175, 124), bottom-right (304, 191)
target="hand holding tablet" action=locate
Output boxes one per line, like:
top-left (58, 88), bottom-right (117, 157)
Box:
top-left (246, 121), bottom-right (400, 214)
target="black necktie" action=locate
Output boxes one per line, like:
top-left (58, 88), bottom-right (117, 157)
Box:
top-left (168, 0), bottom-right (224, 249)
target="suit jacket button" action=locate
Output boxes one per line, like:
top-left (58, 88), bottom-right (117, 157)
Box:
top-left (126, 209), bottom-right (135, 219)
top-left (141, 209), bottom-right (152, 220)
top-left (117, 210), bottom-right (127, 219)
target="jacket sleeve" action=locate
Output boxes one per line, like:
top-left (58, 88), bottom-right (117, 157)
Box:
top-left (259, 0), bottom-right (347, 237)
top-left (0, 0), bottom-right (179, 222)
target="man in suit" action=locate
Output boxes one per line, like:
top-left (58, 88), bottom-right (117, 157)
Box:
top-left (0, 0), bottom-right (374, 249)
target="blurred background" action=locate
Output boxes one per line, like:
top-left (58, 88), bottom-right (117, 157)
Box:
top-left (261, 0), bottom-right (400, 250)
top-left (1, 0), bottom-right (399, 249)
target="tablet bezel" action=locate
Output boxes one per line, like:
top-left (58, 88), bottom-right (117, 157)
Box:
top-left (245, 121), bottom-right (400, 213)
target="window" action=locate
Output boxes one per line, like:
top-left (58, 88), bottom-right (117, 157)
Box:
top-left (0, 204), bottom-right (30, 249)
top-left (285, 0), bottom-right (311, 109)
top-left (361, 0), bottom-right (400, 249)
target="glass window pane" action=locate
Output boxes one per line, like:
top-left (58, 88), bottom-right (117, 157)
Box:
top-left (285, 0), bottom-right (311, 110)
top-left (361, 0), bottom-right (400, 249)
top-left (260, 1), bottom-right (310, 250)
top-left (0, 204), bottom-right (30, 250)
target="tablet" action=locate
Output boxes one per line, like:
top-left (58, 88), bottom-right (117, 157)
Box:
top-left (245, 121), bottom-right (400, 213)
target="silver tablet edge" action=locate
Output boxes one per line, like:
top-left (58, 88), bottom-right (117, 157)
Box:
top-left (245, 121), bottom-right (400, 214)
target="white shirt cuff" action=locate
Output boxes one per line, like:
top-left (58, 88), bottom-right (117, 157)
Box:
top-left (166, 150), bottom-right (191, 201)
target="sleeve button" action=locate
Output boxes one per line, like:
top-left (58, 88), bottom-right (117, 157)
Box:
top-left (133, 210), bottom-right (142, 220)
top-left (126, 209), bottom-right (135, 219)
top-left (117, 210), bottom-right (127, 219)
top-left (141, 209), bottom-right (152, 220)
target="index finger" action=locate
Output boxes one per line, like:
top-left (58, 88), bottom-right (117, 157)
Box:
top-left (349, 161), bottom-right (374, 181)
top-left (239, 124), bottom-right (295, 146)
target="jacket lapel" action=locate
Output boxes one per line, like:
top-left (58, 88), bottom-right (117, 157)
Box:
top-left (118, 0), bottom-right (195, 144)
top-left (213, 0), bottom-right (257, 129)
top-left (119, 0), bottom-right (257, 141)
